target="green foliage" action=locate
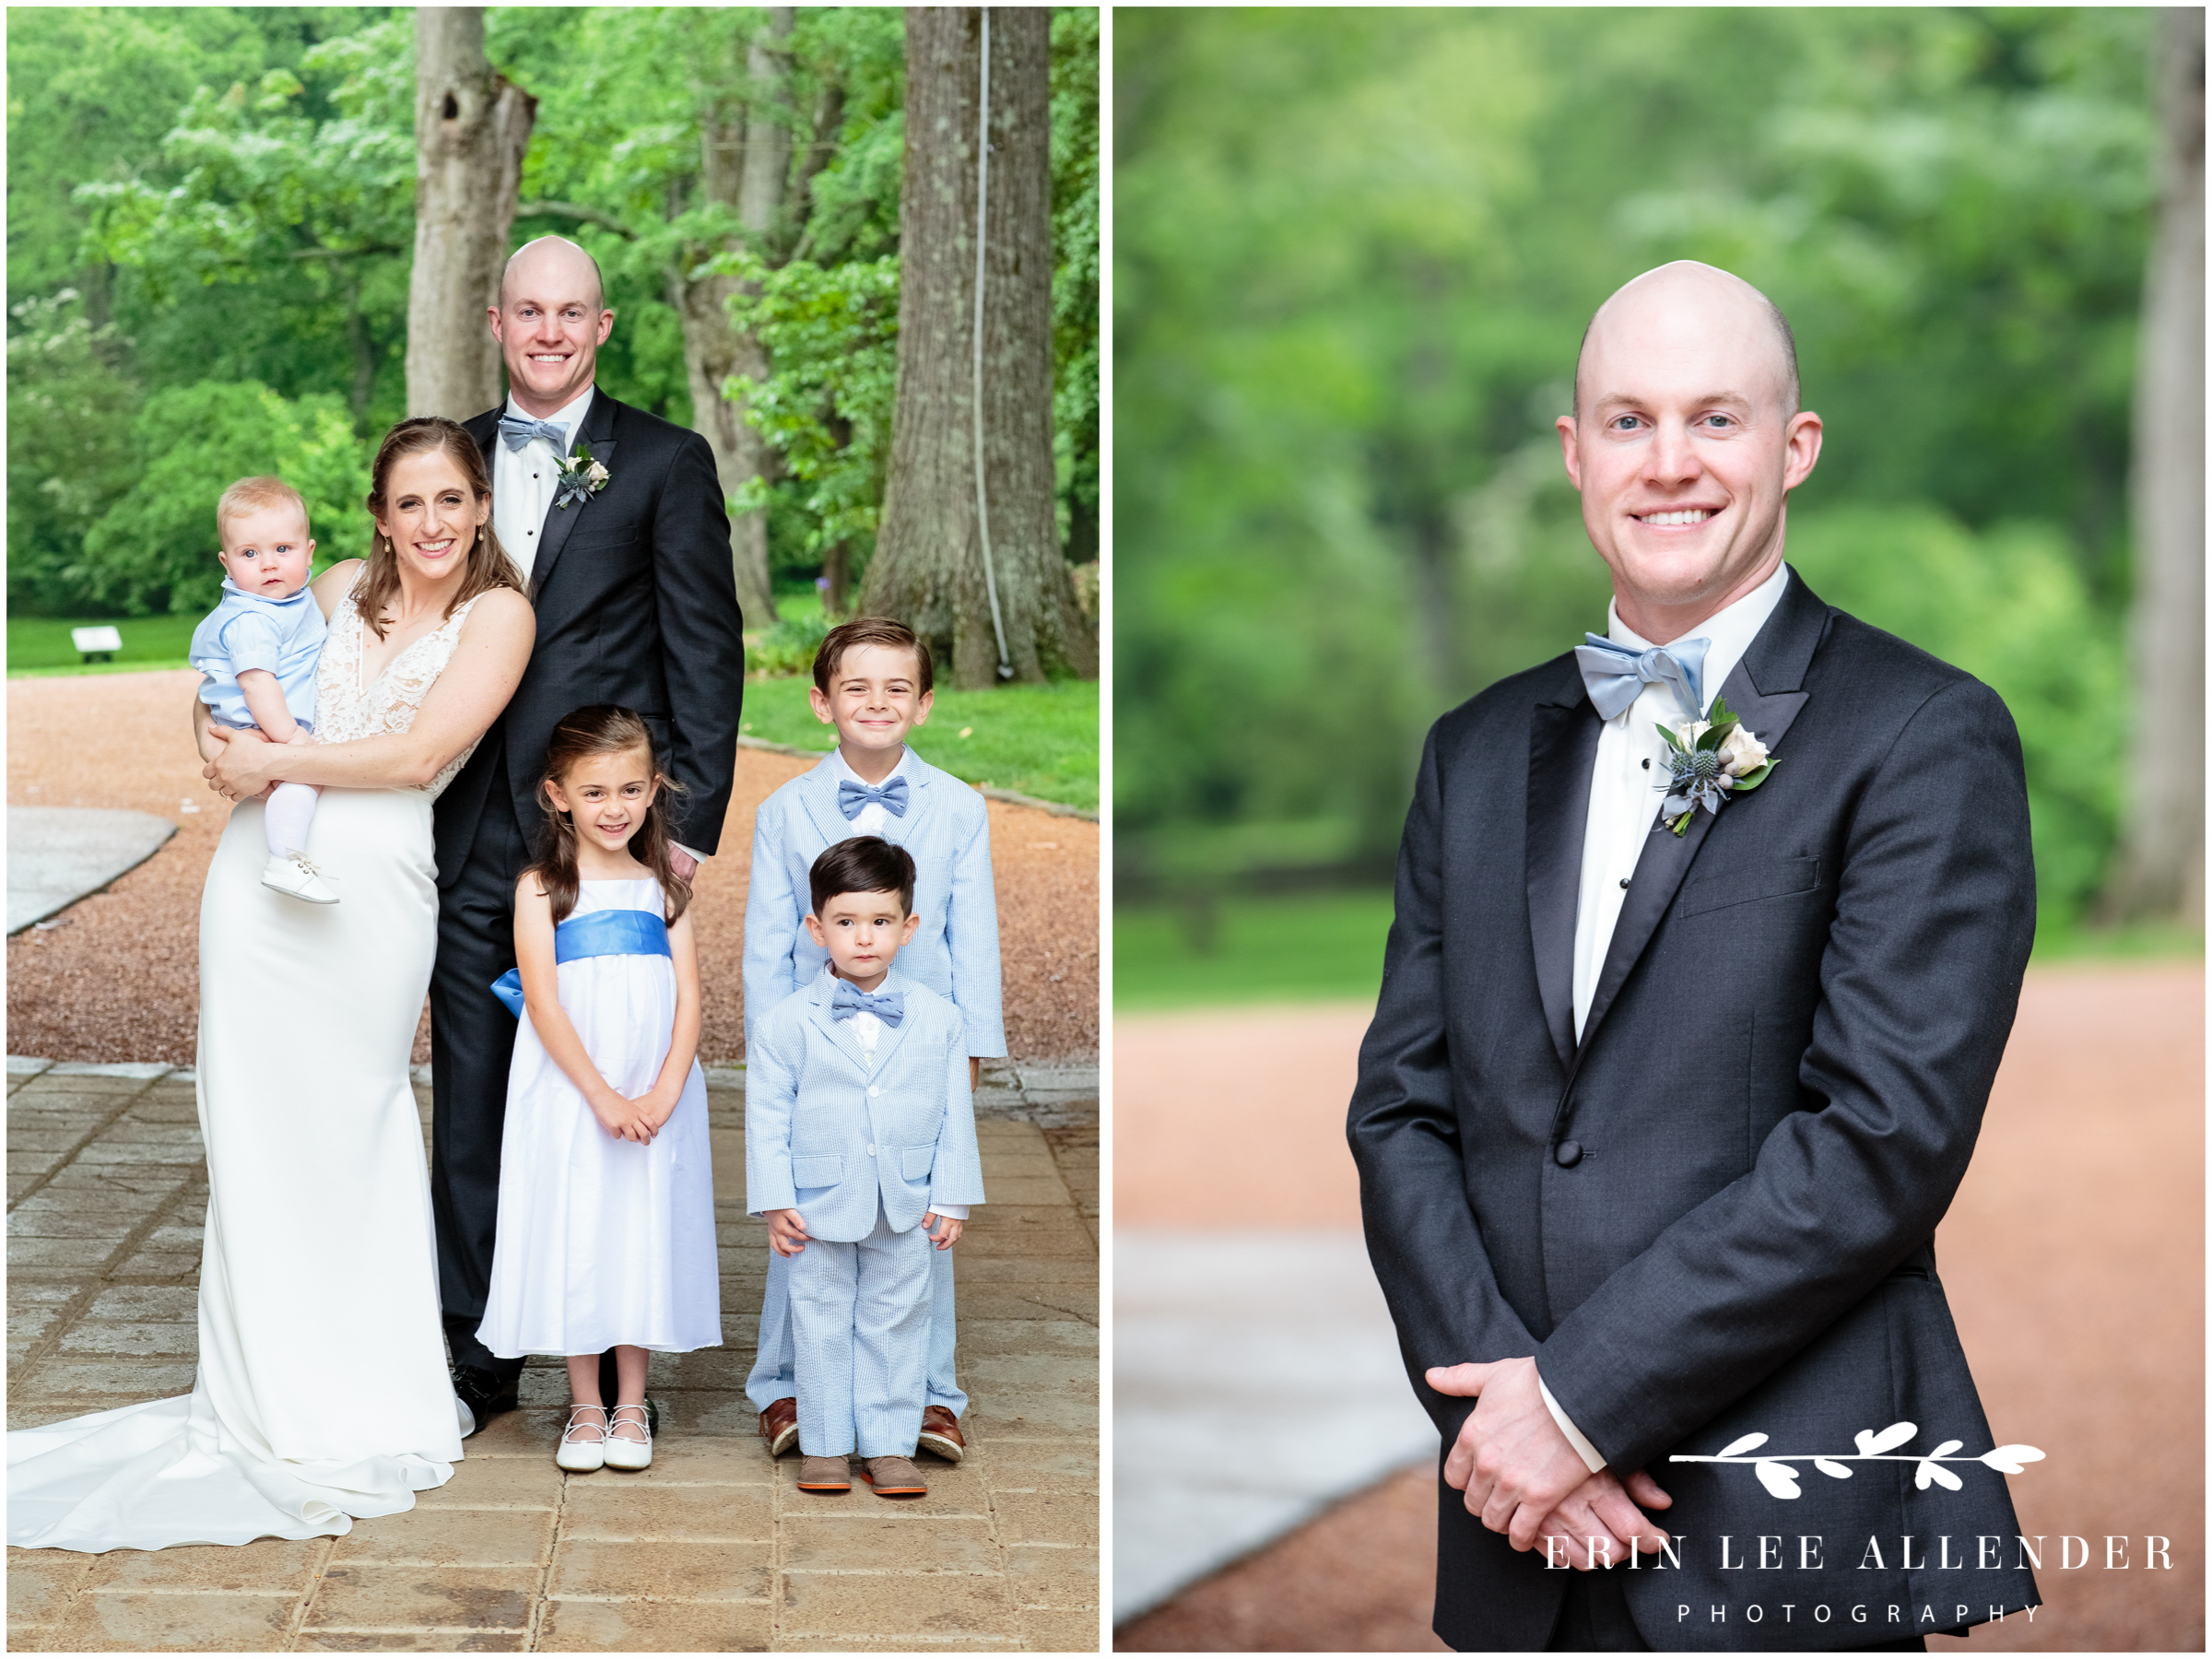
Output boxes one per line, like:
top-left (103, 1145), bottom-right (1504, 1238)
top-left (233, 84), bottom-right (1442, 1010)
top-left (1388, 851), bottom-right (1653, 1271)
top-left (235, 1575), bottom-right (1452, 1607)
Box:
top-left (724, 253), bottom-right (901, 567)
top-left (7, 292), bottom-right (141, 616)
top-left (1051, 8), bottom-right (1101, 559)
top-left (1786, 506), bottom-right (2125, 927)
top-left (749, 607), bottom-right (836, 678)
top-left (76, 382), bottom-right (371, 618)
top-left (739, 676), bottom-right (1100, 812)
top-left (1115, 7), bottom-right (2151, 919)
top-left (1116, 889), bottom-right (1396, 1010)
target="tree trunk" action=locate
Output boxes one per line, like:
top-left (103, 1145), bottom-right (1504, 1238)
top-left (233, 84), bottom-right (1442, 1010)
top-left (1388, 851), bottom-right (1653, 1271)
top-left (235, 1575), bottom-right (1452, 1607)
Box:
top-left (406, 9), bottom-right (535, 420)
top-left (2104, 7), bottom-right (2205, 924)
top-left (669, 6), bottom-right (794, 628)
top-left (861, 7), bottom-right (1098, 688)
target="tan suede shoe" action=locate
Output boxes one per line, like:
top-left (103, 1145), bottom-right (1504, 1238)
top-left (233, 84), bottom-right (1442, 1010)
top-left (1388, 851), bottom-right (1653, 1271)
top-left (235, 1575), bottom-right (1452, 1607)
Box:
top-left (797, 1454), bottom-right (851, 1492)
top-left (858, 1454), bottom-right (927, 1497)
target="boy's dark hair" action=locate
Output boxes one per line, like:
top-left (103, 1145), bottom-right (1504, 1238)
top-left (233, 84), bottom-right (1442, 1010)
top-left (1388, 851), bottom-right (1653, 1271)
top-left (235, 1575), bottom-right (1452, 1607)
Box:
top-left (812, 616), bottom-right (933, 696)
top-left (810, 836), bottom-right (916, 919)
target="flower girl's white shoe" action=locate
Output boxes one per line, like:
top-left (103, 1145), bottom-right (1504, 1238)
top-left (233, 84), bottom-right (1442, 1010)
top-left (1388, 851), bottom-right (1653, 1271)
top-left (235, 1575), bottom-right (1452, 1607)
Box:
top-left (603, 1403), bottom-right (653, 1471)
top-left (262, 852), bottom-right (339, 904)
top-left (557, 1404), bottom-right (609, 1472)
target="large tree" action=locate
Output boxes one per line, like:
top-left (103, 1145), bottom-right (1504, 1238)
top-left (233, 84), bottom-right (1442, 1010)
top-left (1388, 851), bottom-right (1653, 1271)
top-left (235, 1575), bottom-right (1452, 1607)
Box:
top-left (665, 6), bottom-right (804, 626)
top-left (407, 8), bottom-right (534, 419)
top-left (862, 6), bottom-right (1096, 688)
top-left (2104, 6), bottom-right (2206, 924)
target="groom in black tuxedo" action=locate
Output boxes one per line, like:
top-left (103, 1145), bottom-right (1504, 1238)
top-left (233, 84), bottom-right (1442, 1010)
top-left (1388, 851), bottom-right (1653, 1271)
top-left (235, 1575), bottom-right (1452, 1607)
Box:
top-left (437, 236), bottom-right (744, 1428)
top-left (1350, 263), bottom-right (2040, 1651)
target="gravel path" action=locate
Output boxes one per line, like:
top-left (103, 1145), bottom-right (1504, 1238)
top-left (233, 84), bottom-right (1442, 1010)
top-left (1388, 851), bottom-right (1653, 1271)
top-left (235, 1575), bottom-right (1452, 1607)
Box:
top-left (6, 671), bottom-right (1098, 1065)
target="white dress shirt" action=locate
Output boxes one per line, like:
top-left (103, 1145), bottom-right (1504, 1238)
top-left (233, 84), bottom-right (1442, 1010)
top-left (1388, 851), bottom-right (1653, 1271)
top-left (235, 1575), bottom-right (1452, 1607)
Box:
top-left (828, 745), bottom-right (924, 840)
top-left (1543, 559), bottom-right (1790, 1473)
top-left (492, 385), bottom-right (594, 583)
top-left (818, 963), bottom-right (965, 1220)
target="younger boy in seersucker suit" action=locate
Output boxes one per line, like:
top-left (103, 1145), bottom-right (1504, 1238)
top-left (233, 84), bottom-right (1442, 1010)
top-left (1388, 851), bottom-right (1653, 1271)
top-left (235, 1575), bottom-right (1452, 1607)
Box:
top-left (746, 837), bottom-right (985, 1498)
top-left (742, 618), bottom-right (1005, 1466)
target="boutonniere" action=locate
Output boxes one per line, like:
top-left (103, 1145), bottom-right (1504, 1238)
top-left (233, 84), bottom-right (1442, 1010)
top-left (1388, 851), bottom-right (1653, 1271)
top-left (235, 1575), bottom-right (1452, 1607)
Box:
top-left (552, 441), bottom-right (611, 510)
top-left (1656, 695), bottom-right (1779, 835)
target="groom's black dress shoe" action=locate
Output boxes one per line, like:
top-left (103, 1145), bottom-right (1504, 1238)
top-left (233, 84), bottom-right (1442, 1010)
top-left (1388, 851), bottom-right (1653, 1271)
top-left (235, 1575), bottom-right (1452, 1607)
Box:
top-left (453, 1366), bottom-right (519, 1438)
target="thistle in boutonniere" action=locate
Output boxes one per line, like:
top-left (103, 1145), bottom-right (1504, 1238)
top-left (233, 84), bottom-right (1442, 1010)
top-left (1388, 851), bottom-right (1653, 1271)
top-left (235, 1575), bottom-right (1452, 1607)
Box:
top-left (552, 441), bottom-right (611, 510)
top-left (1656, 695), bottom-right (1779, 836)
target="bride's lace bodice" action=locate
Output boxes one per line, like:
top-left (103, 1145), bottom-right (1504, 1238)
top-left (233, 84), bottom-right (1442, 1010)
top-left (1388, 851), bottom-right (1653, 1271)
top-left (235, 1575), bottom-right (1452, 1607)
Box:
top-left (314, 584), bottom-right (488, 801)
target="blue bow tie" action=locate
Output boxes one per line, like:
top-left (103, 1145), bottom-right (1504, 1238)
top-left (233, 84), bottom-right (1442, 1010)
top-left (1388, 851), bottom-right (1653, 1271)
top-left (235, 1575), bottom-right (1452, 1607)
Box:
top-left (831, 981), bottom-right (904, 1026)
top-left (1574, 633), bottom-right (1712, 723)
top-left (838, 776), bottom-right (910, 820)
top-left (498, 414), bottom-right (570, 453)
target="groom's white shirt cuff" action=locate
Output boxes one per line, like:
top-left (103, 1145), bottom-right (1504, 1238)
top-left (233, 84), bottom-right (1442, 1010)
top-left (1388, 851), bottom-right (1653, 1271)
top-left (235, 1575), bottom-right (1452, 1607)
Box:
top-left (1537, 1371), bottom-right (1607, 1474)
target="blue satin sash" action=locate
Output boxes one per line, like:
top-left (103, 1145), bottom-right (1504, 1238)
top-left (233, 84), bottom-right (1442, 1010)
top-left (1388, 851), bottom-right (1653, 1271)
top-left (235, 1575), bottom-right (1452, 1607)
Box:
top-left (489, 907), bottom-right (672, 1018)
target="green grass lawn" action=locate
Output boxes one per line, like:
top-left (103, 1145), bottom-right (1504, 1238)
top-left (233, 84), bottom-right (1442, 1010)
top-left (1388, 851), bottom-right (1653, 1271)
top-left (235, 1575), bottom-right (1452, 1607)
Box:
top-left (1115, 888), bottom-right (1397, 1009)
top-left (741, 675), bottom-right (1098, 813)
top-left (9, 614), bottom-right (199, 676)
top-left (1114, 887), bottom-right (2201, 1013)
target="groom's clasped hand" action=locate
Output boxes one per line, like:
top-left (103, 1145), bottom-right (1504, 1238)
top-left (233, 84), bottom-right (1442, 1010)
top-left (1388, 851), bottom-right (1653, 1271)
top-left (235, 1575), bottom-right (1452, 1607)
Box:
top-left (1427, 1356), bottom-right (1672, 1572)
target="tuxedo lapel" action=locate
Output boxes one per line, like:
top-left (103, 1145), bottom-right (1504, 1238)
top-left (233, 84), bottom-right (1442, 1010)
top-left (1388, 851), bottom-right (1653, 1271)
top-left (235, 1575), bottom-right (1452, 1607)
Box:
top-left (527, 393), bottom-right (622, 602)
top-left (1525, 662), bottom-right (1601, 1072)
top-left (1574, 569), bottom-right (1830, 1059)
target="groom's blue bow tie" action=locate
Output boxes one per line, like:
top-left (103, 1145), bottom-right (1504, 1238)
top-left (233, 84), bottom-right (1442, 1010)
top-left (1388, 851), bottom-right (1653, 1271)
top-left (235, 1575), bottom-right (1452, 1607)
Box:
top-left (831, 981), bottom-right (905, 1026)
top-left (1574, 633), bottom-right (1712, 722)
top-left (498, 414), bottom-right (570, 453)
top-left (838, 776), bottom-right (910, 820)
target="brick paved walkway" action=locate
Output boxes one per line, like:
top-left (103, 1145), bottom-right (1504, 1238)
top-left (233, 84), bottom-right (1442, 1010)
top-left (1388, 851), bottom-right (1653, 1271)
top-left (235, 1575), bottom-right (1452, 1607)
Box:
top-left (6, 1057), bottom-right (1099, 1652)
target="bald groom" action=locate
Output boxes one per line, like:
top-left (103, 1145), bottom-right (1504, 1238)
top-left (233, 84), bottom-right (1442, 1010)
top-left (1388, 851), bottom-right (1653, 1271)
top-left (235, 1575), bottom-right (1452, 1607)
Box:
top-left (1351, 263), bottom-right (2040, 1651)
top-left (435, 237), bottom-right (745, 1433)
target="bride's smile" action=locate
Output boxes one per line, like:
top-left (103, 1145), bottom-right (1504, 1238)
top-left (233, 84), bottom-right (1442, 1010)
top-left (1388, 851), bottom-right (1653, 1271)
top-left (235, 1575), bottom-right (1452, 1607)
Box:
top-left (375, 452), bottom-right (491, 587)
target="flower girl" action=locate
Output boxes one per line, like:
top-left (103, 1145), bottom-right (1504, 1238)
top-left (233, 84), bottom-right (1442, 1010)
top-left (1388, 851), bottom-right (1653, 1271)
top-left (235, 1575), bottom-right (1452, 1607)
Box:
top-left (477, 704), bottom-right (721, 1472)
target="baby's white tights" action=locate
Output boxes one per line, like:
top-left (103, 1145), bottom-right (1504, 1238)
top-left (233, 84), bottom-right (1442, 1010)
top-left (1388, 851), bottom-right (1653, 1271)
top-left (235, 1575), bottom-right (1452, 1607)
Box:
top-left (264, 782), bottom-right (322, 860)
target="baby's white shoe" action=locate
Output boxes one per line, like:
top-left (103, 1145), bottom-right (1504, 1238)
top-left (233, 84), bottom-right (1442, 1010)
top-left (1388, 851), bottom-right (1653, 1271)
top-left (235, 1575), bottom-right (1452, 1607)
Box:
top-left (557, 1405), bottom-right (609, 1473)
top-left (262, 851), bottom-right (339, 904)
top-left (603, 1403), bottom-right (653, 1471)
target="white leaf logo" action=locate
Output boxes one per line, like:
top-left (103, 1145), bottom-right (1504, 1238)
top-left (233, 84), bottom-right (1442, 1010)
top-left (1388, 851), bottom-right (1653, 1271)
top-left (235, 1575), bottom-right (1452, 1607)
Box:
top-left (1853, 1421), bottom-right (1918, 1457)
top-left (1915, 1459), bottom-right (1964, 1491)
top-left (1980, 1444), bottom-right (2045, 1474)
top-left (1813, 1457), bottom-right (1853, 1479)
top-left (1716, 1432), bottom-right (1770, 1459)
top-left (1754, 1459), bottom-right (1802, 1499)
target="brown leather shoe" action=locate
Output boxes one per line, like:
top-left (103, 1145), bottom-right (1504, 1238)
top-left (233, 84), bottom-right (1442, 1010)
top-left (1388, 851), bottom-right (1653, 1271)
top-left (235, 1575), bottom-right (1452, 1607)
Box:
top-left (797, 1454), bottom-right (851, 1492)
top-left (759, 1397), bottom-right (798, 1459)
top-left (858, 1454), bottom-right (927, 1497)
top-left (917, 1404), bottom-right (966, 1463)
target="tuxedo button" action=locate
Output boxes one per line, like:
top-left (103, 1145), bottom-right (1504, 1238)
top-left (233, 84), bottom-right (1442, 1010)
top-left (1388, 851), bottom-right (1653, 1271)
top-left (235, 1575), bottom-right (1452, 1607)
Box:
top-left (1554, 1140), bottom-right (1583, 1168)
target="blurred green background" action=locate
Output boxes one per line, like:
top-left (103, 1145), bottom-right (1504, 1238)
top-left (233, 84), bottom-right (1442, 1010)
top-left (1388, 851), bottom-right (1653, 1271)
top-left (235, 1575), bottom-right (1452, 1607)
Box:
top-left (1114, 6), bottom-right (2195, 1007)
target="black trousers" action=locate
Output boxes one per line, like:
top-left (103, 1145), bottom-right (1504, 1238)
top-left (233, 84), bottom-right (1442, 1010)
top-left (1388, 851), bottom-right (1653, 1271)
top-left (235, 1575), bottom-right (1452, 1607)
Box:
top-left (429, 779), bottom-right (529, 1380)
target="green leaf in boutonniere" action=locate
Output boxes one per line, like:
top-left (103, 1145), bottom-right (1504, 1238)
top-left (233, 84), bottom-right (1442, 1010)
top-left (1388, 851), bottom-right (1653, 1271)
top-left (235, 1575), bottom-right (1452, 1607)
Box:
top-left (1728, 759), bottom-right (1780, 792)
top-left (1658, 722), bottom-right (1689, 755)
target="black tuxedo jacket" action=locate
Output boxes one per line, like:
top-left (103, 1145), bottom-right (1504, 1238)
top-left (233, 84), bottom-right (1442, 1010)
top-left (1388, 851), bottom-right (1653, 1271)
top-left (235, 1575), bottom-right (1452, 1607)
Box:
top-left (1349, 570), bottom-right (2041, 1652)
top-left (437, 392), bottom-right (746, 883)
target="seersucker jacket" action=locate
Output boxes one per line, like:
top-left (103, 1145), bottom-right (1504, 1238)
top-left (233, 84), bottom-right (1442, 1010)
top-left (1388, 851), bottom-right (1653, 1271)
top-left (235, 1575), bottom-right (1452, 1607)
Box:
top-left (746, 968), bottom-right (985, 1241)
top-left (743, 748), bottom-right (1006, 1059)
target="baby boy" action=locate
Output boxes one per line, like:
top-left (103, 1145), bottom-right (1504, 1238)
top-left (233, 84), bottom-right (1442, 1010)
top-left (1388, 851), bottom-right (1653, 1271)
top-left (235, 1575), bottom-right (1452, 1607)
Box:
top-left (187, 476), bottom-right (335, 904)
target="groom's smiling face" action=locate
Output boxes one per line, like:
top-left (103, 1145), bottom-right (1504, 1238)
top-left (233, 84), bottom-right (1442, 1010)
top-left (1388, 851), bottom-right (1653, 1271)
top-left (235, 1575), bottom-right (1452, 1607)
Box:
top-left (489, 239), bottom-right (616, 418)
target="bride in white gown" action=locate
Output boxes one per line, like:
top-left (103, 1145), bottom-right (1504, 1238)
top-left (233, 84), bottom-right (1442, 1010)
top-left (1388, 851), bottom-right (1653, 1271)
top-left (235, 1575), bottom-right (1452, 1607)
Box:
top-left (6, 418), bottom-right (536, 1551)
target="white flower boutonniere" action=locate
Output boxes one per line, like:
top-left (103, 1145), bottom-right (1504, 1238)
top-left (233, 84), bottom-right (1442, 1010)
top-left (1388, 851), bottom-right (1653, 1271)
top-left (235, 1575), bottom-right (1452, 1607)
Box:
top-left (1656, 694), bottom-right (1780, 836)
top-left (552, 441), bottom-right (611, 510)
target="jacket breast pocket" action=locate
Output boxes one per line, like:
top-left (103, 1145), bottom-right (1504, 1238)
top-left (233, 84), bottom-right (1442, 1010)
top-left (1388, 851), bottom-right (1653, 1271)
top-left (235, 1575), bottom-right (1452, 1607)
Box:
top-left (1676, 855), bottom-right (1820, 920)
top-left (792, 1154), bottom-right (843, 1189)
top-left (899, 1146), bottom-right (936, 1182)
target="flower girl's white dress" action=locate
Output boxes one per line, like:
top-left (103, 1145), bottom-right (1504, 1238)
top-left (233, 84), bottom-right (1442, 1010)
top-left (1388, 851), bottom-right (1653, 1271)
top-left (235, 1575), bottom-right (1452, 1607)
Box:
top-left (7, 582), bottom-right (478, 1551)
top-left (476, 878), bottom-right (721, 1359)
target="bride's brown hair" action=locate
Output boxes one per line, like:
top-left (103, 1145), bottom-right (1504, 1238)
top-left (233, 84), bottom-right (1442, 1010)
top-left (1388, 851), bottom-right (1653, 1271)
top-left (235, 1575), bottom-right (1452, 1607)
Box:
top-left (357, 418), bottom-right (524, 641)
top-left (527, 705), bottom-right (691, 927)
